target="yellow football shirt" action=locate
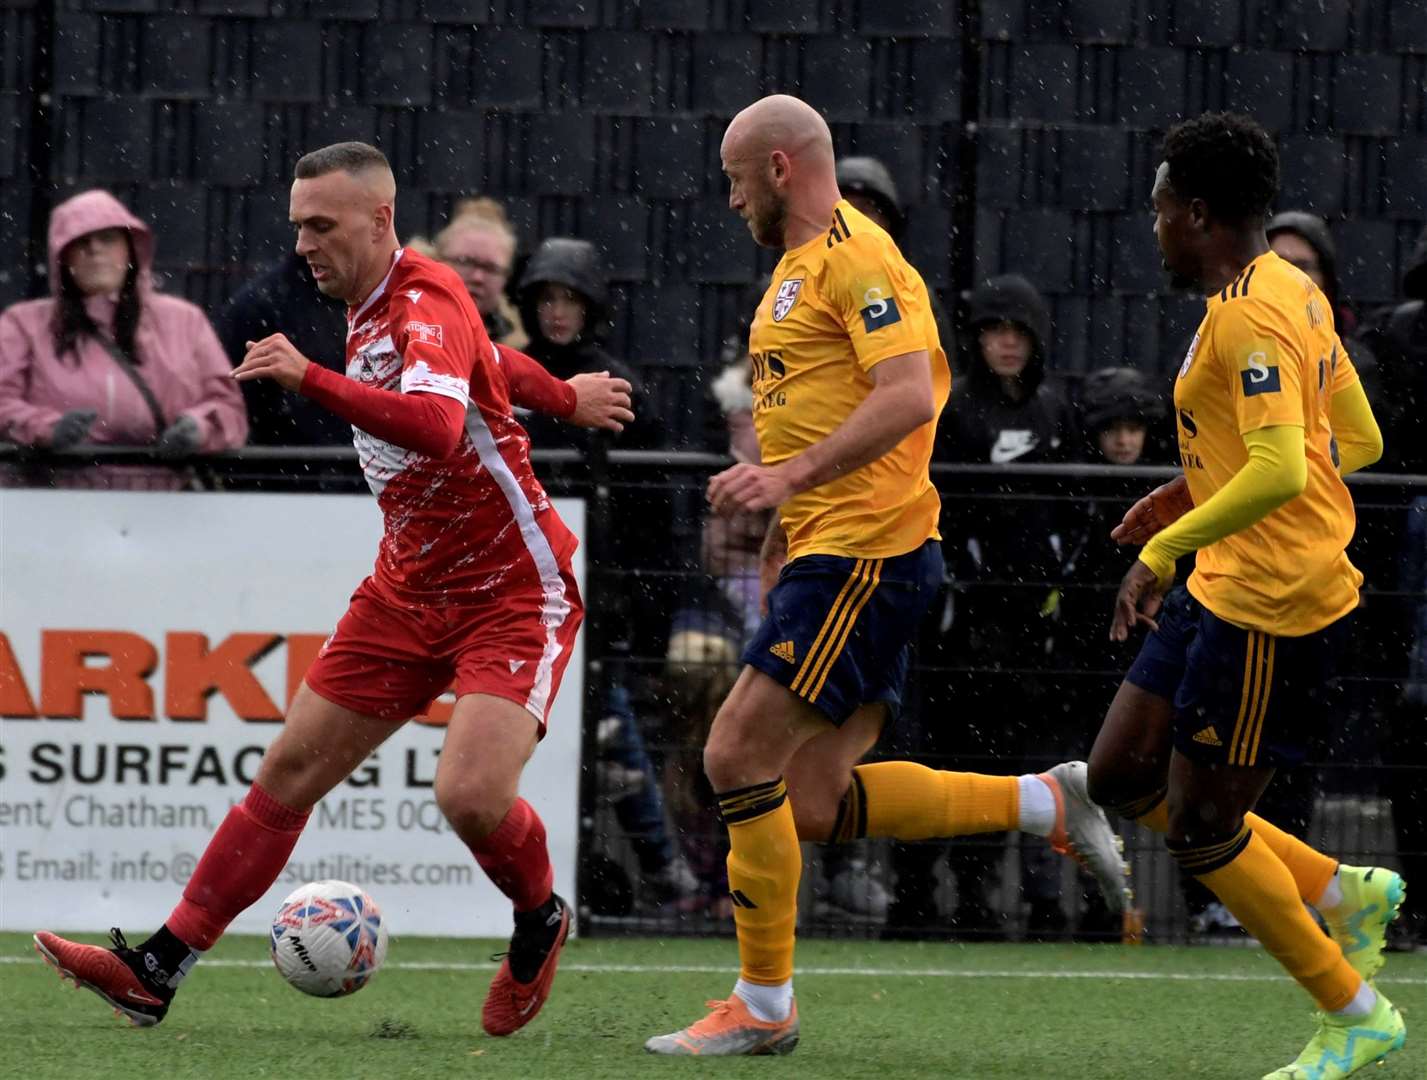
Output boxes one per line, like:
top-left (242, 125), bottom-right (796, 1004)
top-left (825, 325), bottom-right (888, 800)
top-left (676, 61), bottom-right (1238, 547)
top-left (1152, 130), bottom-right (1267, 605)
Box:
top-left (1173, 249), bottom-right (1363, 636)
top-left (749, 200), bottom-right (950, 560)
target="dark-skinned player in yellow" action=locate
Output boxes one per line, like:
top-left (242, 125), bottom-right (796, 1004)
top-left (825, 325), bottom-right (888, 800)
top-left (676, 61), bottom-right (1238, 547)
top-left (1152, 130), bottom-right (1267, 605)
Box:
top-left (644, 94), bottom-right (1130, 1058)
top-left (1087, 112), bottom-right (1405, 1080)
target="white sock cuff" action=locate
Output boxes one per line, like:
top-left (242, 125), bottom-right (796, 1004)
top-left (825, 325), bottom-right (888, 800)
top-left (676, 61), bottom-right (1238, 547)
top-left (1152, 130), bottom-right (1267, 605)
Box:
top-left (1330, 980), bottom-right (1377, 1020)
top-left (1017, 774), bottom-right (1057, 837)
top-left (1315, 867), bottom-right (1345, 914)
top-left (734, 977), bottom-right (793, 1022)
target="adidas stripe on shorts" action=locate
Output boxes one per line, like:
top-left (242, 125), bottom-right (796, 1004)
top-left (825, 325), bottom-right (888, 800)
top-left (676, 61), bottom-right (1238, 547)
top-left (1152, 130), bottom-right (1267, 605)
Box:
top-left (740, 539), bottom-right (942, 725)
top-left (1125, 585), bottom-right (1352, 767)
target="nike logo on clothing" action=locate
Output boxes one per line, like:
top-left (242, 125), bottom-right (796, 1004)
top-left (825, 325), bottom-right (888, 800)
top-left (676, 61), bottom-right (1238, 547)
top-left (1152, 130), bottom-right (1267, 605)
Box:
top-left (990, 429), bottom-right (1038, 464)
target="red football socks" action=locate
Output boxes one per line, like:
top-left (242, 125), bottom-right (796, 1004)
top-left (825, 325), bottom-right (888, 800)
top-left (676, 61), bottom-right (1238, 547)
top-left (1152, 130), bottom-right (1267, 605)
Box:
top-left (166, 784), bottom-right (309, 951)
top-left (467, 797), bottom-right (555, 913)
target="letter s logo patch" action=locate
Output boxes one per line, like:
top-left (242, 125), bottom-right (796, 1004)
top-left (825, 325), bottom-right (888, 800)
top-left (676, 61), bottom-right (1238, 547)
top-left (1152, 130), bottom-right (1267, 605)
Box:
top-left (859, 287), bottom-right (902, 332)
top-left (1240, 350), bottom-right (1281, 397)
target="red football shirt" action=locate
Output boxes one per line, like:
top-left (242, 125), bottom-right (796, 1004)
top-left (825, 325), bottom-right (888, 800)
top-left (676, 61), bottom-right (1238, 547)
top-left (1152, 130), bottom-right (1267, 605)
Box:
top-left (341, 248), bottom-right (577, 602)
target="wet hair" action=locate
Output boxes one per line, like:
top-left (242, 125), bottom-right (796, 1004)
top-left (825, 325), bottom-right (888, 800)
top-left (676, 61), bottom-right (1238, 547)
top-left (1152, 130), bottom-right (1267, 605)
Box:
top-left (1161, 112), bottom-right (1278, 223)
top-left (293, 141), bottom-right (390, 180)
top-left (52, 233), bottom-right (142, 364)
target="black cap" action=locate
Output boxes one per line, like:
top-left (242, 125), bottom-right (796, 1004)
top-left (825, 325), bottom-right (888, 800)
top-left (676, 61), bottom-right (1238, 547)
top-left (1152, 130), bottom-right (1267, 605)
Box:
top-left (1080, 366), bottom-right (1166, 432)
top-left (836, 156), bottom-right (904, 235)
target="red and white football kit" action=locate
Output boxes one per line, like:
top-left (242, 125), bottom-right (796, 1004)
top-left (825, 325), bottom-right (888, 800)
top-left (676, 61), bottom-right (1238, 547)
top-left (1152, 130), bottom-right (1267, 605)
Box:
top-left (300, 248), bottom-right (583, 728)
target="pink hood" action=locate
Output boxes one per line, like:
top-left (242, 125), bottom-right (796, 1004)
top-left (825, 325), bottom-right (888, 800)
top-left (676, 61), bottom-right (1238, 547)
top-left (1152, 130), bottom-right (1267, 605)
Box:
top-left (47, 190), bottom-right (155, 295)
top-left (0, 189), bottom-right (248, 475)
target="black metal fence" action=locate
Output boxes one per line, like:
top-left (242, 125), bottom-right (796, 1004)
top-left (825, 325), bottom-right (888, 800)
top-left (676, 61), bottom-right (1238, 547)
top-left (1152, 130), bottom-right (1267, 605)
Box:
top-left (6, 445), bottom-right (1425, 947)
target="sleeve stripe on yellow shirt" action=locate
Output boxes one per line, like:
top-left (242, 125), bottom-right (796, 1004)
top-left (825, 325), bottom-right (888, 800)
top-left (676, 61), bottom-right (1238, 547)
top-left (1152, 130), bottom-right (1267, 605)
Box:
top-left (805, 559), bottom-right (883, 704)
top-left (789, 558), bottom-right (881, 699)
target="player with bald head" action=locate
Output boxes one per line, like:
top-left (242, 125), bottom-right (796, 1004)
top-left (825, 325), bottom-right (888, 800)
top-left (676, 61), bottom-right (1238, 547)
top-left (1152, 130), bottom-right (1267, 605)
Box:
top-left (646, 96), bottom-right (1129, 1057)
top-left (34, 141), bottom-right (635, 1039)
top-left (719, 93), bottom-right (838, 249)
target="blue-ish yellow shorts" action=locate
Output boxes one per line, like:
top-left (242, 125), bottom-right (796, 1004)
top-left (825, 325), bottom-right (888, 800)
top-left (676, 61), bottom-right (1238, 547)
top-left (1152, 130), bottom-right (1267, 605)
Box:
top-left (742, 539), bottom-right (943, 725)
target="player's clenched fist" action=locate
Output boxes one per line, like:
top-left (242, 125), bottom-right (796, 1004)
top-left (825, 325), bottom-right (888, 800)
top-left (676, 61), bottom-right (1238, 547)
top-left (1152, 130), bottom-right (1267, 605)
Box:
top-left (1110, 474), bottom-right (1194, 546)
top-left (708, 462), bottom-right (796, 516)
top-left (233, 333), bottom-right (311, 391)
top-left (567, 371), bottom-right (634, 432)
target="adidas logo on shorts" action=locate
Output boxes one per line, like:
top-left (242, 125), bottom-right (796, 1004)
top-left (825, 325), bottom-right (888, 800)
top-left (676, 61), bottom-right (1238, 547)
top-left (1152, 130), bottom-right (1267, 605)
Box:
top-left (769, 640), bottom-right (796, 663)
top-left (1192, 725), bottom-right (1223, 747)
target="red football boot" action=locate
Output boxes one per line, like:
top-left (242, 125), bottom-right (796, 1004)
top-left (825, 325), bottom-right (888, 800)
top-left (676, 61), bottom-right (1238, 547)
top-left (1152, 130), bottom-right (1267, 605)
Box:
top-left (482, 894), bottom-right (570, 1036)
top-left (34, 929), bottom-right (174, 1027)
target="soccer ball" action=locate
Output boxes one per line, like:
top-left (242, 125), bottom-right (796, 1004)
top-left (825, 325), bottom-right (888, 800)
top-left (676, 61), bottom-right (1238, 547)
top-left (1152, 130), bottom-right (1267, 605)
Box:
top-left (269, 880), bottom-right (389, 997)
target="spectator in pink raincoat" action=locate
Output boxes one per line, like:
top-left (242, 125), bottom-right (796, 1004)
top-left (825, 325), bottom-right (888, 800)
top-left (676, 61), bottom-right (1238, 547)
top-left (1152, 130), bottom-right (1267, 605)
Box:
top-left (0, 189), bottom-right (247, 488)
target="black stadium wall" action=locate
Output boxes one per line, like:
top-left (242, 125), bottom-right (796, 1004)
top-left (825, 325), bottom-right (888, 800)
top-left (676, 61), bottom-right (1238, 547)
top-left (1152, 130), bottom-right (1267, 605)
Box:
top-left (4, 0), bottom-right (1425, 439)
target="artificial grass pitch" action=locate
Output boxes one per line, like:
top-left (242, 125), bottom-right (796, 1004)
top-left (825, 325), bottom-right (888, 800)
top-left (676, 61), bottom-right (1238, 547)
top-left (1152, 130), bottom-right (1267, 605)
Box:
top-left (2, 931), bottom-right (1422, 1079)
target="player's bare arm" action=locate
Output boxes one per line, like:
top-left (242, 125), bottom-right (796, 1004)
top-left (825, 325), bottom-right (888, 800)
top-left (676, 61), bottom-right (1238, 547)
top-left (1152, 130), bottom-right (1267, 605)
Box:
top-left (758, 517), bottom-right (788, 615)
top-left (1109, 560), bottom-right (1168, 642)
top-left (566, 371), bottom-right (635, 432)
top-left (706, 349), bottom-right (934, 516)
top-left (1111, 475), bottom-right (1194, 545)
top-left (233, 333), bottom-right (311, 391)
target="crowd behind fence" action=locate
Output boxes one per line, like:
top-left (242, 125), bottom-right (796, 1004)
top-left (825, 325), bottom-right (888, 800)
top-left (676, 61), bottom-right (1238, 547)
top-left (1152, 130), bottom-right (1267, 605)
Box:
top-left (7, 446), bottom-right (1424, 947)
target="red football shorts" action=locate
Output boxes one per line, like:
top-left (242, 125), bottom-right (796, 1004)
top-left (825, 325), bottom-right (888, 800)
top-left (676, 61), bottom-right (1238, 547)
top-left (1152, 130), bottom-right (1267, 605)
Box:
top-left (304, 568), bottom-right (584, 734)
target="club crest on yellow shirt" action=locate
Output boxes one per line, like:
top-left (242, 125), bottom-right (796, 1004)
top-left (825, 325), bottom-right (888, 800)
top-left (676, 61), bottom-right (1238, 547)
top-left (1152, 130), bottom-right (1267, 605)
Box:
top-left (772, 278), bottom-right (804, 322)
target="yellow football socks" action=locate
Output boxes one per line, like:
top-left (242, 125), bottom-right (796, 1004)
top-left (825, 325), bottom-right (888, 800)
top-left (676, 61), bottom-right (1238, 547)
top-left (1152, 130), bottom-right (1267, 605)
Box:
top-left (1131, 793), bottom-right (1338, 906)
top-left (718, 778), bottom-right (800, 987)
top-left (1171, 826), bottom-right (1362, 1012)
top-left (844, 761), bottom-right (1019, 842)
top-left (1244, 813), bottom-right (1339, 907)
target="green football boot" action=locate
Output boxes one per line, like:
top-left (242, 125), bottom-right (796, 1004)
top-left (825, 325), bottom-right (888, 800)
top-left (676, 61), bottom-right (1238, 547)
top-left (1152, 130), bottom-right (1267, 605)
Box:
top-left (1261, 991), bottom-right (1406, 1080)
top-left (1324, 865), bottom-right (1407, 983)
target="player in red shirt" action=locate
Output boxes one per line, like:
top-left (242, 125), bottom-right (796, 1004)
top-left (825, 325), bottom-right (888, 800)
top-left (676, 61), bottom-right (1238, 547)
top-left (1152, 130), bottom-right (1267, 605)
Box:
top-left (34, 142), bottom-right (633, 1037)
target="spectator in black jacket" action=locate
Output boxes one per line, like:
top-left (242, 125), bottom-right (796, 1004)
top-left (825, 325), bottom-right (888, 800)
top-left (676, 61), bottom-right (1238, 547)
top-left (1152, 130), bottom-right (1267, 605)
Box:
top-left (884, 275), bottom-right (1077, 941)
top-left (937, 274), bottom-right (1076, 470)
top-left (1061, 367), bottom-right (1168, 603)
top-left (215, 253), bottom-right (349, 445)
top-left (937, 273), bottom-right (1077, 602)
top-left (1053, 368), bottom-right (1175, 937)
top-left (516, 238), bottom-right (661, 452)
top-left (515, 237), bottom-right (694, 910)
